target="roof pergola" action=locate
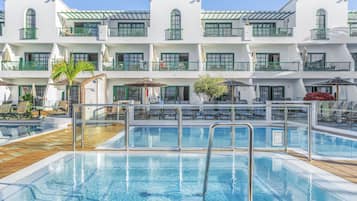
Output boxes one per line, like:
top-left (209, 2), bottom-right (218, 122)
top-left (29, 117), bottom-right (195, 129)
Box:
top-left (201, 11), bottom-right (295, 21)
top-left (58, 10), bottom-right (150, 20)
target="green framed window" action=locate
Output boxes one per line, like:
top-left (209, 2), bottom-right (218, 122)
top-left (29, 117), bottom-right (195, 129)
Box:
top-left (305, 86), bottom-right (332, 94)
top-left (305, 53), bottom-right (326, 69)
top-left (73, 22), bottom-right (99, 36)
top-left (316, 9), bottom-right (327, 29)
top-left (205, 23), bottom-right (232, 36)
top-left (25, 9), bottom-right (36, 29)
top-left (118, 23), bottom-right (146, 36)
top-left (256, 53), bottom-right (280, 70)
top-left (259, 86), bottom-right (285, 101)
top-left (23, 52), bottom-right (50, 70)
top-left (71, 53), bottom-right (98, 70)
top-left (113, 86), bottom-right (142, 103)
top-left (160, 53), bottom-right (189, 70)
top-left (252, 23), bottom-right (276, 36)
top-left (64, 85), bottom-right (80, 105)
top-left (160, 86), bottom-right (189, 103)
top-left (19, 85), bottom-right (46, 106)
top-left (116, 53), bottom-right (144, 70)
top-left (206, 53), bottom-right (234, 70)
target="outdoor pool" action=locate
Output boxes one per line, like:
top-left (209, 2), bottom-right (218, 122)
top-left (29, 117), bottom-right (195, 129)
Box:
top-left (0, 125), bottom-right (54, 145)
top-left (0, 152), bottom-right (356, 201)
top-left (98, 126), bottom-right (357, 159)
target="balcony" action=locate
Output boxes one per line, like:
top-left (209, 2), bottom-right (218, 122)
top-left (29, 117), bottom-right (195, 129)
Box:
top-left (1, 61), bottom-right (48, 71)
top-left (109, 27), bottom-right (147, 37)
top-left (103, 62), bottom-right (149, 71)
top-left (304, 62), bottom-right (351, 71)
top-left (165, 29), bottom-right (183, 40)
top-left (311, 28), bottom-right (329, 40)
top-left (59, 27), bottom-right (98, 37)
top-left (152, 62), bottom-right (199, 71)
top-left (203, 28), bottom-right (243, 37)
top-left (20, 28), bottom-right (37, 40)
top-left (254, 62), bottom-right (300, 71)
top-left (253, 28), bottom-right (293, 37)
top-left (350, 27), bottom-right (357, 37)
top-left (205, 62), bottom-right (250, 71)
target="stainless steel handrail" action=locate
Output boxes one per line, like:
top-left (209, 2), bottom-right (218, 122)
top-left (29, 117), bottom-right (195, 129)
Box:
top-left (177, 107), bottom-right (183, 151)
top-left (125, 107), bottom-right (130, 151)
top-left (202, 122), bottom-right (254, 201)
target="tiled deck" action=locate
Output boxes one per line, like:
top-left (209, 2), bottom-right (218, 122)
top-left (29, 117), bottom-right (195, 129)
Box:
top-left (0, 124), bottom-right (124, 178)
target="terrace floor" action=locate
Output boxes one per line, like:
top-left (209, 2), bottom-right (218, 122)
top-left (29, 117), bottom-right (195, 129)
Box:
top-left (0, 125), bottom-right (356, 185)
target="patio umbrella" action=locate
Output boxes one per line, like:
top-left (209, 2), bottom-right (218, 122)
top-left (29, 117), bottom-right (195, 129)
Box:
top-left (50, 79), bottom-right (81, 86)
top-left (313, 77), bottom-right (357, 100)
top-left (221, 80), bottom-right (252, 103)
top-left (2, 46), bottom-right (12, 62)
top-left (124, 79), bottom-right (167, 104)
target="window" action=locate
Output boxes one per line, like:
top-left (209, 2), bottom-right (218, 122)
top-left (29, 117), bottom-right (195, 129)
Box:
top-left (316, 9), bottom-right (327, 29)
top-left (171, 9), bottom-right (181, 29)
top-left (24, 53), bottom-right (50, 70)
top-left (259, 86), bottom-right (285, 101)
top-left (74, 22), bottom-right (99, 36)
top-left (19, 85), bottom-right (46, 106)
top-left (160, 53), bottom-right (189, 70)
top-left (305, 53), bottom-right (326, 70)
top-left (206, 53), bottom-right (234, 71)
top-left (116, 53), bottom-right (144, 70)
top-left (205, 23), bottom-right (232, 36)
top-left (113, 86), bottom-right (142, 103)
top-left (161, 86), bottom-right (189, 103)
top-left (255, 53), bottom-right (280, 70)
top-left (252, 23), bottom-right (276, 36)
top-left (305, 86), bottom-right (332, 94)
top-left (350, 23), bottom-right (357, 37)
top-left (352, 53), bottom-right (357, 71)
top-left (25, 9), bottom-right (36, 29)
top-left (118, 23), bottom-right (146, 36)
top-left (71, 53), bottom-right (98, 70)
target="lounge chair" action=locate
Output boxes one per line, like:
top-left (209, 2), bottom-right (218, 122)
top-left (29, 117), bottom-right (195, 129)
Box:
top-left (48, 100), bottom-right (68, 116)
top-left (0, 104), bottom-right (13, 120)
top-left (11, 101), bottom-right (31, 119)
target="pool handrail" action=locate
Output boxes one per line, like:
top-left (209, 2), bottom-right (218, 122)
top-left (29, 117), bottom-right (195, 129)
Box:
top-left (202, 122), bottom-right (254, 201)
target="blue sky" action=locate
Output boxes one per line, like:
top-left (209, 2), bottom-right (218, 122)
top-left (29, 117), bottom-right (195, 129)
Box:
top-left (0, 0), bottom-right (356, 10)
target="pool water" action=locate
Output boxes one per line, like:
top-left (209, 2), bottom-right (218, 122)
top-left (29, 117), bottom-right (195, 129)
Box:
top-left (98, 126), bottom-right (357, 159)
top-left (0, 125), bottom-right (50, 145)
top-left (1, 152), bottom-right (356, 201)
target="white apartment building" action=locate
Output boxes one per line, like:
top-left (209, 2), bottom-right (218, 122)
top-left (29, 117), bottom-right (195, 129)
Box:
top-left (0, 0), bottom-right (357, 105)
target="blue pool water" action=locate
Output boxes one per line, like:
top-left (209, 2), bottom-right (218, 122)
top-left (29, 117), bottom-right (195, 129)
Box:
top-left (99, 126), bottom-right (357, 159)
top-left (0, 125), bottom-right (51, 145)
top-left (1, 152), bottom-right (355, 201)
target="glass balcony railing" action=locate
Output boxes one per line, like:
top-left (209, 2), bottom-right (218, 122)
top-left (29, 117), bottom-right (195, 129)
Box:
top-left (20, 28), bottom-right (37, 40)
top-left (103, 62), bottom-right (149, 71)
top-left (59, 27), bottom-right (98, 37)
top-left (109, 27), bottom-right (147, 37)
top-left (311, 28), bottom-right (329, 40)
top-left (152, 62), bottom-right (199, 71)
top-left (254, 62), bottom-right (300, 71)
top-left (304, 62), bottom-right (351, 71)
top-left (205, 62), bottom-right (250, 71)
top-left (203, 28), bottom-right (244, 37)
top-left (165, 29), bottom-right (183, 40)
top-left (1, 61), bottom-right (48, 71)
top-left (350, 27), bottom-right (357, 37)
top-left (253, 28), bottom-right (293, 37)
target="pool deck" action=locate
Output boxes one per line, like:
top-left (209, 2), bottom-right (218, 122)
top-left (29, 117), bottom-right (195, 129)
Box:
top-left (0, 124), bottom-right (124, 178)
top-left (0, 126), bottom-right (356, 185)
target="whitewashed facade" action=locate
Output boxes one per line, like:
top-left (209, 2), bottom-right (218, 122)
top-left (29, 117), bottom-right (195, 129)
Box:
top-left (0, 0), bottom-right (357, 105)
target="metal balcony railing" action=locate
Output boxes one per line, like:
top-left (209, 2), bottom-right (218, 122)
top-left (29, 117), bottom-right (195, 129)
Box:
top-left (109, 27), bottom-right (147, 37)
top-left (254, 62), bottom-right (300, 71)
top-left (203, 28), bottom-right (244, 37)
top-left (20, 28), bottom-right (37, 40)
top-left (304, 62), bottom-right (351, 71)
top-left (103, 61), bottom-right (149, 71)
top-left (165, 28), bottom-right (183, 40)
top-left (1, 61), bottom-right (48, 71)
top-left (350, 27), bottom-right (357, 37)
top-left (152, 62), bottom-right (199, 71)
top-left (59, 27), bottom-right (98, 37)
top-left (205, 62), bottom-right (250, 71)
top-left (311, 28), bottom-right (329, 40)
top-left (253, 27), bottom-right (293, 37)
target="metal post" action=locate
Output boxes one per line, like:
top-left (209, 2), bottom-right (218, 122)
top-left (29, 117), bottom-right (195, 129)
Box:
top-left (308, 104), bottom-right (313, 161)
top-left (177, 107), bottom-right (183, 151)
top-left (284, 106), bottom-right (288, 153)
top-left (231, 107), bottom-right (235, 149)
top-left (125, 105), bottom-right (130, 151)
top-left (81, 105), bottom-right (85, 149)
top-left (202, 123), bottom-right (254, 201)
top-left (72, 105), bottom-right (76, 151)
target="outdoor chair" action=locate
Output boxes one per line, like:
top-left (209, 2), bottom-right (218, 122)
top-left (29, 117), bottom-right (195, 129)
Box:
top-left (0, 104), bottom-right (13, 120)
top-left (11, 101), bottom-right (31, 119)
top-left (48, 100), bottom-right (68, 116)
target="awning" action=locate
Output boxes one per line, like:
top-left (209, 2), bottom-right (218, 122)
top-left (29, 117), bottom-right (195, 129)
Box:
top-left (201, 11), bottom-right (295, 21)
top-left (58, 10), bottom-right (150, 20)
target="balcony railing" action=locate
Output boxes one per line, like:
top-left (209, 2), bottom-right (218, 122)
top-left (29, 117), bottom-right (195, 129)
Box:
top-left (254, 62), bottom-right (300, 71)
top-left (205, 62), bottom-right (250, 71)
top-left (311, 28), bottom-right (329, 40)
top-left (152, 62), bottom-right (199, 71)
top-left (350, 27), bottom-right (357, 37)
top-left (103, 61), bottom-right (149, 71)
top-left (165, 29), bottom-right (183, 40)
top-left (203, 28), bottom-right (244, 37)
top-left (304, 62), bottom-right (351, 71)
top-left (59, 27), bottom-right (98, 37)
top-left (109, 27), bottom-right (147, 37)
top-left (1, 61), bottom-right (48, 71)
top-left (253, 28), bottom-right (293, 37)
top-left (20, 28), bottom-right (37, 40)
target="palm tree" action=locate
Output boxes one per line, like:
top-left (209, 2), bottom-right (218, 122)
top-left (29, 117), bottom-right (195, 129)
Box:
top-left (51, 59), bottom-right (95, 116)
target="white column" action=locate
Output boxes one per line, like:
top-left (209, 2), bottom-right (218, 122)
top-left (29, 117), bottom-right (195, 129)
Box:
top-left (149, 44), bottom-right (154, 72)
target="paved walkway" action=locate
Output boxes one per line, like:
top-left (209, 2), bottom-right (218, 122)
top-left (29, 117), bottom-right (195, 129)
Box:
top-left (0, 124), bottom-right (124, 178)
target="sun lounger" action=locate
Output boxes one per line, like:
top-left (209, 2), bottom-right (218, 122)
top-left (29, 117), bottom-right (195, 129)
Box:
top-left (0, 104), bottom-right (13, 120)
